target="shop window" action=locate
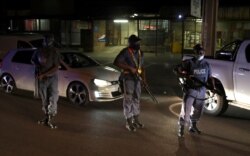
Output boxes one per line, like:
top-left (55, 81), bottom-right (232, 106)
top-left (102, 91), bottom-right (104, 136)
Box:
top-left (25, 19), bottom-right (50, 31)
top-left (61, 20), bottom-right (92, 46)
top-left (184, 31), bottom-right (201, 49)
top-left (139, 20), bottom-right (169, 31)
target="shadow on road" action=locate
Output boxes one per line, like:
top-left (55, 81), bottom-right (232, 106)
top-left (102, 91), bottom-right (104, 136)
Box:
top-left (222, 105), bottom-right (250, 120)
top-left (175, 138), bottom-right (191, 156)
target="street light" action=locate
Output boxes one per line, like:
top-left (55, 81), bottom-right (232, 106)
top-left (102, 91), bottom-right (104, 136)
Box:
top-left (113, 19), bottom-right (128, 23)
top-left (178, 14), bottom-right (183, 19)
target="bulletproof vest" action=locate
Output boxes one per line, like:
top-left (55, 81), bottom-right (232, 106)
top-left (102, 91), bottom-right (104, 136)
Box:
top-left (186, 59), bottom-right (209, 88)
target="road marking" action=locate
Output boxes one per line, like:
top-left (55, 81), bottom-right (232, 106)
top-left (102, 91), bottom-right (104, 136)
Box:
top-left (169, 102), bottom-right (182, 117)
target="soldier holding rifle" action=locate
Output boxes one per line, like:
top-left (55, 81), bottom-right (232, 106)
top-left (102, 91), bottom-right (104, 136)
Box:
top-left (113, 34), bottom-right (146, 132)
top-left (174, 44), bottom-right (216, 138)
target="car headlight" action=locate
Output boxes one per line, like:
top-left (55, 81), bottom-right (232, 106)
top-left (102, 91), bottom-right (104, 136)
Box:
top-left (94, 79), bottom-right (112, 87)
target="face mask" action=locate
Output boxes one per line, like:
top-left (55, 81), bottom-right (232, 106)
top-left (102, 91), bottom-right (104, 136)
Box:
top-left (194, 49), bottom-right (205, 61)
top-left (133, 44), bottom-right (140, 50)
top-left (196, 55), bottom-right (204, 61)
top-left (130, 43), bottom-right (140, 50)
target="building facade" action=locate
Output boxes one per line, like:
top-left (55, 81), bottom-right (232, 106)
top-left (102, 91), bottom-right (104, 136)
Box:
top-left (1, 1), bottom-right (250, 54)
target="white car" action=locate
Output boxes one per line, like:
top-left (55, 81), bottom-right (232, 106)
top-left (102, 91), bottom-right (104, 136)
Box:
top-left (0, 48), bottom-right (123, 105)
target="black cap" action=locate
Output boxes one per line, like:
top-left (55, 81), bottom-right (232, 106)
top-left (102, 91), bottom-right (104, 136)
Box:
top-left (128, 34), bottom-right (141, 43)
top-left (193, 44), bottom-right (204, 54)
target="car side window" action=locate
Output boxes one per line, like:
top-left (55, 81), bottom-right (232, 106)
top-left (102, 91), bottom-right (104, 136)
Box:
top-left (17, 40), bottom-right (32, 48)
top-left (65, 54), bottom-right (90, 68)
top-left (216, 40), bottom-right (241, 61)
top-left (12, 50), bottom-right (34, 64)
top-left (245, 44), bottom-right (250, 63)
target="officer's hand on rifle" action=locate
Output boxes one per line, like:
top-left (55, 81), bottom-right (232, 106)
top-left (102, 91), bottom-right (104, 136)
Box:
top-left (177, 68), bottom-right (188, 77)
top-left (37, 73), bottom-right (46, 80)
top-left (130, 67), bottom-right (137, 74)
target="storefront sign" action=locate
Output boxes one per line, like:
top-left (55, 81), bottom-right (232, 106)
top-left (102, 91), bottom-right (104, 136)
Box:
top-left (191, 0), bottom-right (201, 18)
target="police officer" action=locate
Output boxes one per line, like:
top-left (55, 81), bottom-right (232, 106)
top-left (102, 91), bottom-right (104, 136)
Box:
top-left (113, 34), bottom-right (146, 132)
top-left (31, 34), bottom-right (60, 129)
top-left (175, 44), bottom-right (215, 137)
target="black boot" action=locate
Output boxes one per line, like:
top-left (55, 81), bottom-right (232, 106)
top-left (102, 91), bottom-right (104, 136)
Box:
top-left (178, 125), bottom-right (184, 137)
top-left (46, 114), bottom-right (57, 129)
top-left (189, 122), bottom-right (201, 134)
top-left (37, 114), bottom-right (48, 125)
top-left (126, 117), bottom-right (136, 132)
top-left (132, 115), bottom-right (144, 129)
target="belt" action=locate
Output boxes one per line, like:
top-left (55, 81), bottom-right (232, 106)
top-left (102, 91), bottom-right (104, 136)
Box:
top-left (44, 75), bottom-right (56, 79)
top-left (122, 71), bottom-right (130, 74)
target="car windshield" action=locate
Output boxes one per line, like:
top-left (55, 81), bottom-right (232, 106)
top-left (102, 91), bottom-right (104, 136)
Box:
top-left (61, 52), bottom-right (100, 68)
top-left (30, 39), bottom-right (44, 48)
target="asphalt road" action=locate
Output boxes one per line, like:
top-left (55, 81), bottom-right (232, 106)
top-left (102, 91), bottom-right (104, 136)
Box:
top-left (0, 49), bottom-right (250, 156)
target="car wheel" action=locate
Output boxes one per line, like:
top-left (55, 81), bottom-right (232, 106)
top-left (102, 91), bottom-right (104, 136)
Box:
top-left (67, 82), bottom-right (89, 106)
top-left (204, 90), bottom-right (228, 116)
top-left (0, 74), bottom-right (15, 93)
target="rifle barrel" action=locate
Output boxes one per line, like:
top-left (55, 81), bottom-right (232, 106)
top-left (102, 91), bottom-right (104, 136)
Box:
top-left (136, 73), bottom-right (159, 104)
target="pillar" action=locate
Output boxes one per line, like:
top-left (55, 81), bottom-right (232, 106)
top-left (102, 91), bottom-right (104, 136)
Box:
top-left (202, 0), bottom-right (219, 56)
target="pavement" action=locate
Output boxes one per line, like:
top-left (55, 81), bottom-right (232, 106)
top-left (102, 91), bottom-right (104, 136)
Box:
top-left (1, 45), bottom-right (250, 156)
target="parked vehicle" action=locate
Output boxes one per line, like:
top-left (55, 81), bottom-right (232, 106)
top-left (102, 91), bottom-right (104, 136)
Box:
top-left (0, 48), bottom-right (123, 105)
top-left (0, 33), bottom-right (45, 59)
top-left (180, 40), bottom-right (250, 115)
top-left (202, 39), bottom-right (250, 115)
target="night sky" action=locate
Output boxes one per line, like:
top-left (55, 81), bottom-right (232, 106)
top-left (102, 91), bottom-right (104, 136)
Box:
top-left (3, 0), bottom-right (250, 10)
top-left (1, 0), bottom-right (250, 19)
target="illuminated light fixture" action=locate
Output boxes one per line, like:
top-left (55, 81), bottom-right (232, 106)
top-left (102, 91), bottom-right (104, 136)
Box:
top-left (196, 19), bottom-right (202, 23)
top-left (94, 79), bottom-right (112, 87)
top-left (130, 13), bottom-right (138, 18)
top-left (94, 91), bottom-right (100, 98)
top-left (113, 19), bottom-right (128, 23)
top-left (178, 14), bottom-right (183, 19)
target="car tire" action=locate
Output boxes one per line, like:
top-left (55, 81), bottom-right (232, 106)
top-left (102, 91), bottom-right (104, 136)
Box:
top-left (204, 89), bottom-right (228, 116)
top-left (0, 74), bottom-right (15, 93)
top-left (66, 81), bottom-right (89, 106)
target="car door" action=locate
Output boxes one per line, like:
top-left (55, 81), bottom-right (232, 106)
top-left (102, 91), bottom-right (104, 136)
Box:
top-left (11, 50), bottom-right (36, 91)
top-left (234, 41), bottom-right (250, 104)
top-left (57, 63), bottom-right (70, 97)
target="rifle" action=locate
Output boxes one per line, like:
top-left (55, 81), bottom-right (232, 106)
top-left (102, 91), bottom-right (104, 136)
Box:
top-left (188, 76), bottom-right (223, 96)
top-left (136, 74), bottom-right (159, 104)
top-left (173, 64), bottom-right (223, 97)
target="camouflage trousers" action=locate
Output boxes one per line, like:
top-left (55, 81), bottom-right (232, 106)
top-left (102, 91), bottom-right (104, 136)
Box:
top-left (39, 75), bottom-right (59, 116)
top-left (122, 79), bottom-right (141, 119)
